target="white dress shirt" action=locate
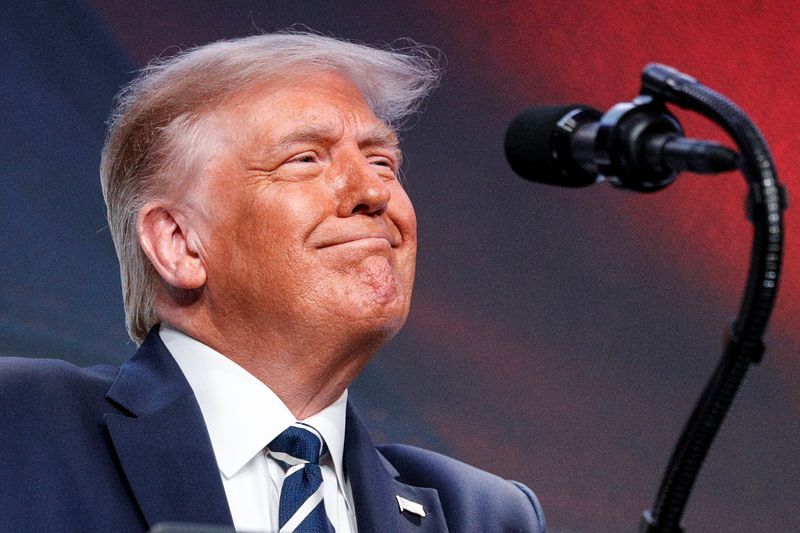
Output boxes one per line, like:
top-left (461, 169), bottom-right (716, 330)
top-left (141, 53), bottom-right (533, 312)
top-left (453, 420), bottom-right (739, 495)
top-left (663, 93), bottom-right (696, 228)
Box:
top-left (160, 325), bottom-right (357, 533)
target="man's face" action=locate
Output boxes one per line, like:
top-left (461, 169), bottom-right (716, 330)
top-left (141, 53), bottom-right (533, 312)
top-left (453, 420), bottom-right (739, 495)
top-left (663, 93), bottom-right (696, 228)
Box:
top-left (188, 71), bottom-right (417, 348)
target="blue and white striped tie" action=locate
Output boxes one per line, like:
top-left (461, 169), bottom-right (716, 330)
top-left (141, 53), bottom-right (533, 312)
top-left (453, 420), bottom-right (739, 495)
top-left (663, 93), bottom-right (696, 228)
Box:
top-left (268, 423), bottom-right (335, 533)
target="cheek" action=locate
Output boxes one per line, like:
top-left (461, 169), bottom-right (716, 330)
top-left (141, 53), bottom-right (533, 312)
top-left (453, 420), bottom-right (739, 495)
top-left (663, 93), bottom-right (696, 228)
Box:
top-left (391, 186), bottom-right (418, 240)
top-left (391, 190), bottom-right (418, 287)
top-left (226, 187), bottom-right (329, 274)
top-left (198, 186), bottom-right (277, 278)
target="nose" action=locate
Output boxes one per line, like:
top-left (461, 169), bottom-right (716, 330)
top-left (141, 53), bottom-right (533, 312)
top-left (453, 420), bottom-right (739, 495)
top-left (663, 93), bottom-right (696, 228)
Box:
top-left (335, 155), bottom-right (391, 217)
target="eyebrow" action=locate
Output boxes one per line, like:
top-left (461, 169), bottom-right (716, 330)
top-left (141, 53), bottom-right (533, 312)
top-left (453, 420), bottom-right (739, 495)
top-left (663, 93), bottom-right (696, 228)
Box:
top-left (359, 124), bottom-right (400, 150)
top-left (360, 125), bottom-right (402, 166)
top-left (278, 123), bottom-right (400, 151)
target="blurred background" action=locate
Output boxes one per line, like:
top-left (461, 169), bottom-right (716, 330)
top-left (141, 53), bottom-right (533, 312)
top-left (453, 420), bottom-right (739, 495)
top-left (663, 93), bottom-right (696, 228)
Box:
top-left (2, 1), bottom-right (797, 531)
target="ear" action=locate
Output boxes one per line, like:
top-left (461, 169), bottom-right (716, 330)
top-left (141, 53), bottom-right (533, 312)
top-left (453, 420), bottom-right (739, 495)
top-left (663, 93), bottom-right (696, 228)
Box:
top-left (137, 201), bottom-right (207, 290)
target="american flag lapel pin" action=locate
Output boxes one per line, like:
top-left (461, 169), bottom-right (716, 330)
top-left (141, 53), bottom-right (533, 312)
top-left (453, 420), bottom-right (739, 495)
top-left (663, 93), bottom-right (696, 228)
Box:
top-left (396, 495), bottom-right (426, 517)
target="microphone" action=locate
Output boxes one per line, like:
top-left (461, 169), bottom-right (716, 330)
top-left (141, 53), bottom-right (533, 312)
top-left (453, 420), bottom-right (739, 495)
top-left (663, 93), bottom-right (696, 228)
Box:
top-left (504, 96), bottom-right (739, 193)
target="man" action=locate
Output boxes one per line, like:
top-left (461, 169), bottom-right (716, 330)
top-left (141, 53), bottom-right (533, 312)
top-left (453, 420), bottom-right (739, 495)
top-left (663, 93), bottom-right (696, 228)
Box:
top-left (0, 32), bottom-right (545, 532)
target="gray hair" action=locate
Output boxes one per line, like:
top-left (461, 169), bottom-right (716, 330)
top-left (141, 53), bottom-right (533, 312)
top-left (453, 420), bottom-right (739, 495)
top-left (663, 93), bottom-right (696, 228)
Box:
top-left (100, 31), bottom-right (441, 343)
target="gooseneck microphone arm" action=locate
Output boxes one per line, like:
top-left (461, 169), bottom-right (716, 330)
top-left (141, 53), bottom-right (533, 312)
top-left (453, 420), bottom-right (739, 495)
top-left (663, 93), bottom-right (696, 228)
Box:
top-left (505, 63), bottom-right (788, 532)
top-left (637, 64), bottom-right (788, 533)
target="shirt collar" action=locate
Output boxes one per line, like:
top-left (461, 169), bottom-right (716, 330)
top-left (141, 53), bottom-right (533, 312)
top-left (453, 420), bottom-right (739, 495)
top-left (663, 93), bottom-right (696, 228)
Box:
top-left (159, 324), bottom-right (349, 492)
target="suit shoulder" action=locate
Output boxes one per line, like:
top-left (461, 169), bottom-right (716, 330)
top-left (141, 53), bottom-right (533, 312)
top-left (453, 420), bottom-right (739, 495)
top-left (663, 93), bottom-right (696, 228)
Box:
top-left (0, 356), bottom-right (118, 405)
top-left (0, 357), bottom-right (122, 457)
top-left (377, 443), bottom-right (545, 532)
top-left (377, 442), bottom-right (532, 490)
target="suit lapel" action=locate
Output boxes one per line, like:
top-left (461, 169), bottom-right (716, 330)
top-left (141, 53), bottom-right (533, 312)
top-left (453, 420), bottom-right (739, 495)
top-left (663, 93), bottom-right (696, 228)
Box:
top-left (344, 404), bottom-right (448, 532)
top-left (104, 327), bottom-right (233, 528)
top-left (103, 329), bottom-right (444, 530)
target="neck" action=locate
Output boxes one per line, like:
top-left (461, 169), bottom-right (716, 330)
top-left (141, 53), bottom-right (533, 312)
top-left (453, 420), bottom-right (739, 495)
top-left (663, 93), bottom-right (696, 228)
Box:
top-left (163, 310), bottom-right (385, 419)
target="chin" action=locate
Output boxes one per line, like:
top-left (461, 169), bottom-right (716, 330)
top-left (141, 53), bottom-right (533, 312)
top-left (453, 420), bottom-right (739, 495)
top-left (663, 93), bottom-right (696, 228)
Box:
top-left (347, 302), bottom-right (409, 345)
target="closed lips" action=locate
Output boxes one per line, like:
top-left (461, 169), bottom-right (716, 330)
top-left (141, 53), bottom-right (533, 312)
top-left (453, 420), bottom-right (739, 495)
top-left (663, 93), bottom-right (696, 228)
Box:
top-left (319, 234), bottom-right (397, 247)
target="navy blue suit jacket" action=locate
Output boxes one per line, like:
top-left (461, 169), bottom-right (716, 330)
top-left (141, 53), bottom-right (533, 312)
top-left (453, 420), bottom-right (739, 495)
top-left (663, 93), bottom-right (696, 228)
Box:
top-left (0, 329), bottom-right (545, 532)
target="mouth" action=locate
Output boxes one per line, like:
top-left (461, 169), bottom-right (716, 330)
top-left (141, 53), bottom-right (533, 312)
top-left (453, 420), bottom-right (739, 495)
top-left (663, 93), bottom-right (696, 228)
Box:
top-left (314, 226), bottom-right (401, 249)
top-left (317, 235), bottom-right (397, 250)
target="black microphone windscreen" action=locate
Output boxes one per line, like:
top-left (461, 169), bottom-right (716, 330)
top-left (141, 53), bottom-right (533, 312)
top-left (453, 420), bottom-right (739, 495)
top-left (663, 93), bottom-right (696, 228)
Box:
top-left (504, 105), bottom-right (599, 187)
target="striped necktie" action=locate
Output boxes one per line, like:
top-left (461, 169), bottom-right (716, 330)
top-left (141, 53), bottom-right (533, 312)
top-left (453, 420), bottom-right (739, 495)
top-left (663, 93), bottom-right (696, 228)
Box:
top-left (268, 423), bottom-right (335, 533)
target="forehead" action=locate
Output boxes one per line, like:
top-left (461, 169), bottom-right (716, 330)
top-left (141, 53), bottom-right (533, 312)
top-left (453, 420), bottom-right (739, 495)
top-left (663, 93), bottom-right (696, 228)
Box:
top-left (213, 71), bottom-right (395, 146)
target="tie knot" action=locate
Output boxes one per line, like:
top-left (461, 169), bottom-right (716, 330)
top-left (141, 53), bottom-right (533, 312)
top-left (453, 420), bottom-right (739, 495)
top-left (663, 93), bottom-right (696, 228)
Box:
top-left (268, 424), bottom-right (326, 465)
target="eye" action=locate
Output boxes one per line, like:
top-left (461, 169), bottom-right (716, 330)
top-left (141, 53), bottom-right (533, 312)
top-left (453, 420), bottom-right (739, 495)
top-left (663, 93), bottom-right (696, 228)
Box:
top-left (368, 156), bottom-right (397, 172)
top-left (287, 152), bottom-right (318, 164)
